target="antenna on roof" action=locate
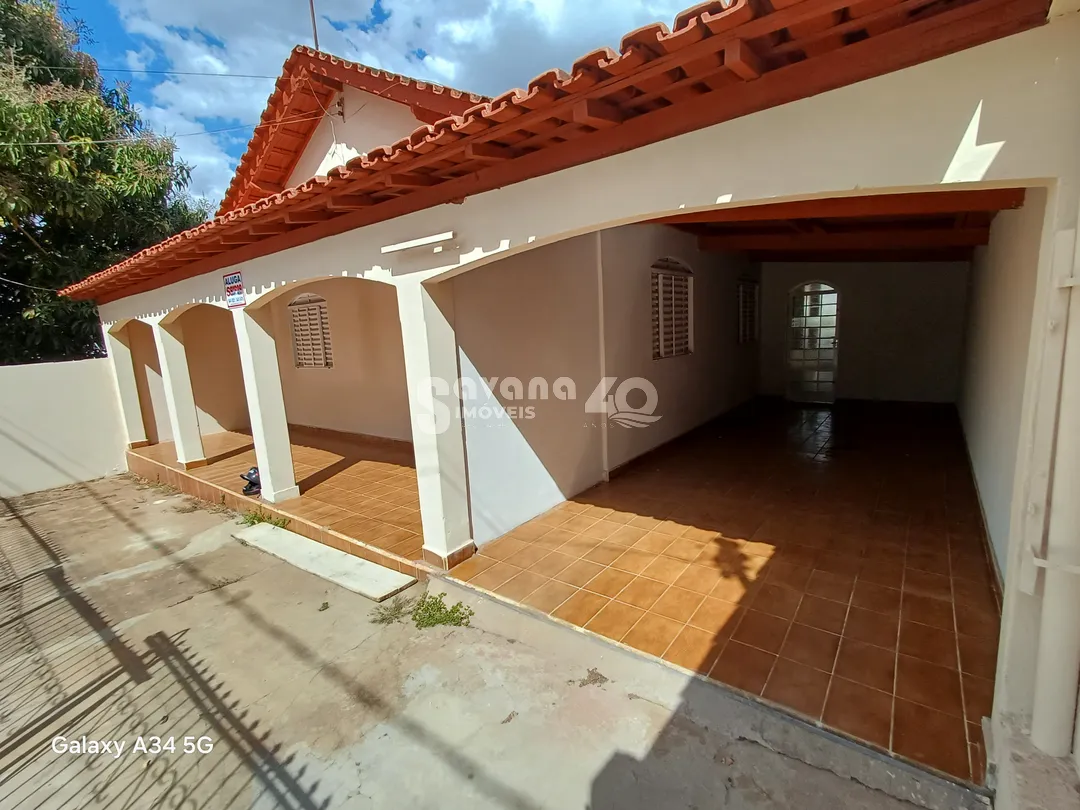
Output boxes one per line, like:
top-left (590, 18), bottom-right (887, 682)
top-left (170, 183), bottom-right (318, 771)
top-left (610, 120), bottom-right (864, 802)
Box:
top-left (308, 0), bottom-right (320, 51)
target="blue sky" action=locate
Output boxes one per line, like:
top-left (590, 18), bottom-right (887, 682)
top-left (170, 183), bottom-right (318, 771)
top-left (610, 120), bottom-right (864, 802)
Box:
top-left (67, 0), bottom-right (689, 209)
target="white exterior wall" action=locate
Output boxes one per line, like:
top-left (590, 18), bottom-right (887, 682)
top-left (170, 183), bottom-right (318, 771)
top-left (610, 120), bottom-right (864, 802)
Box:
top-left (760, 261), bottom-right (971, 403)
top-left (286, 87), bottom-right (425, 187)
top-left (960, 189), bottom-right (1047, 572)
top-left (0, 359), bottom-right (127, 497)
top-left (269, 277), bottom-right (411, 440)
top-left (601, 224), bottom-right (758, 469)
top-left (451, 235), bottom-right (603, 544)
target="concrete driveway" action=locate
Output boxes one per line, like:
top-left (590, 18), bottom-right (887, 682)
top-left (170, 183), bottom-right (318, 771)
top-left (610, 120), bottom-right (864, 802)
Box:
top-left (0, 476), bottom-right (988, 810)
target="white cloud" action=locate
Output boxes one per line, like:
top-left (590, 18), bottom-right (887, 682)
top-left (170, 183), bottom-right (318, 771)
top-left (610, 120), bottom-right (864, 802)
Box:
top-left (106, 0), bottom-right (692, 207)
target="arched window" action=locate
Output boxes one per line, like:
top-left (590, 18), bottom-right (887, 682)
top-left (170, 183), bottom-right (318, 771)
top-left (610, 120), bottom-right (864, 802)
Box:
top-left (651, 257), bottom-right (693, 359)
top-left (288, 293), bottom-right (333, 368)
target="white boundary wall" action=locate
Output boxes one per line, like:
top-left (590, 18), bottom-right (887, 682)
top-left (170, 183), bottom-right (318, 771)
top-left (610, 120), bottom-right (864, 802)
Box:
top-left (0, 358), bottom-right (127, 497)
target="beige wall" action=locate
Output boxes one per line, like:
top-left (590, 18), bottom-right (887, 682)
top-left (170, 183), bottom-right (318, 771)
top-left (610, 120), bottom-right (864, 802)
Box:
top-left (601, 224), bottom-right (759, 469)
top-left (180, 305), bottom-right (249, 435)
top-left (128, 319), bottom-right (171, 444)
top-left (286, 87), bottom-right (425, 187)
top-left (0, 358), bottom-right (127, 497)
top-left (760, 261), bottom-right (971, 403)
top-left (270, 278), bottom-right (411, 440)
top-left (452, 234), bottom-right (604, 544)
top-left (960, 190), bottom-right (1046, 572)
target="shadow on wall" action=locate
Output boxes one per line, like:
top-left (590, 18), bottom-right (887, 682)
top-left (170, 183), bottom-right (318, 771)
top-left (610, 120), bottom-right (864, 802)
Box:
top-left (123, 319), bottom-right (169, 445)
top-left (171, 304), bottom-right (250, 435)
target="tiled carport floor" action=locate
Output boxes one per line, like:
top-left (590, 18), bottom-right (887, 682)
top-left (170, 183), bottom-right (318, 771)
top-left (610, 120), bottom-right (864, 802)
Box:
top-left (449, 400), bottom-right (1001, 784)
top-left (128, 427), bottom-right (423, 573)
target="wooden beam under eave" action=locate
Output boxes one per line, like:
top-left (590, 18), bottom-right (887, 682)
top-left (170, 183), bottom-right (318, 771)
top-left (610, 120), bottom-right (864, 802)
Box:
top-left (384, 173), bottom-right (439, 188)
top-left (654, 188), bottom-right (1027, 226)
top-left (325, 193), bottom-right (375, 211)
top-left (698, 227), bottom-right (991, 252)
top-left (724, 40), bottom-right (764, 81)
top-left (572, 98), bottom-right (625, 129)
top-left (219, 233), bottom-right (258, 246)
top-left (284, 209), bottom-right (334, 225)
top-left (464, 142), bottom-right (521, 162)
top-left (248, 222), bottom-right (291, 237)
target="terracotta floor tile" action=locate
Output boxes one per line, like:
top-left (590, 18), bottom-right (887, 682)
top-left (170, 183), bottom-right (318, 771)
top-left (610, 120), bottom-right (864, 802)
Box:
top-left (834, 637), bottom-right (896, 693)
top-left (806, 570), bottom-right (855, 604)
top-left (709, 575), bottom-right (760, 604)
top-left (963, 672), bottom-right (994, 722)
top-left (896, 654), bottom-right (964, 717)
top-left (641, 556), bottom-right (689, 584)
top-left (504, 544), bottom-right (554, 570)
top-left (663, 539), bottom-right (707, 563)
top-left (763, 657), bottom-right (830, 720)
top-left (634, 531), bottom-right (677, 554)
top-left (450, 555), bottom-right (497, 582)
top-left (822, 677), bottom-right (893, 749)
top-left (584, 541), bottom-right (629, 567)
top-left (528, 550), bottom-right (576, 578)
top-left (494, 571), bottom-right (549, 602)
top-left (904, 569), bottom-right (953, 601)
top-left (610, 548), bottom-right (657, 575)
top-left (958, 633), bottom-right (998, 680)
top-left (851, 581), bottom-right (902, 616)
top-left (893, 698), bottom-right (970, 780)
top-left (584, 600), bottom-right (645, 642)
top-left (468, 562), bottom-right (523, 591)
top-left (559, 514), bottom-right (600, 533)
top-left (621, 612), bottom-right (684, 657)
top-left (732, 609), bottom-right (791, 655)
top-left (522, 580), bottom-right (577, 613)
top-left (535, 527), bottom-right (577, 551)
top-left (794, 594), bottom-right (847, 634)
top-left (551, 590), bottom-right (610, 627)
top-left (687, 597), bottom-right (743, 636)
top-left (711, 641), bottom-right (776, 695)
top-left (902, 592), bottom-right (954, 631)
top-left (858, 562), bottom-right (904, 590)
top-left (907, 551), bottom-right (951, 577)
top-left (899, 621), bottom-right (958, 669)
top-left (482, 537), bottom-right (530, 562)
top-left (954, 601), bottom-right (1000, 639)
top-left (606, 525), bottom-right (649, 547)
top-left (583, 567), bottom-right (635, 598)
top-left (766, 562), bottom-right (813, 592)
top-left (751, 583), bottom-right (804, 620)
top-left (581, 519), bottom-right (624, 541)
top-left (781, 622), bottom-right (840, 673)
top-left (554, 559), bottom-right (607, 587)
top-left (650, 587), bottom-right (706, 623)
top-left (844, 606), bottom-right (899, 649)
top-left (672, 564), bottom-right (724, 595)
top-left (616, 577), bottom-right (669, 610)
top-left (663, 625), bottom-right (723, 674)
top-left (559, 535), bottom-right (604, 558)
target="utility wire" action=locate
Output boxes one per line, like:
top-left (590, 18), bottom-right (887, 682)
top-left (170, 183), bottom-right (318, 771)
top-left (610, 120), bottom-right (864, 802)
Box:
top-left (0, 111), bottom-right (327, 148)
top-left (25, 64), bottom-right (278, 79)
top-left (0, 274), bottom-right (60, 292)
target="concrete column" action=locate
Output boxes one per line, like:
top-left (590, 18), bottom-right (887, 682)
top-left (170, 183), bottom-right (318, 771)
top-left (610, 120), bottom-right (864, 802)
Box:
top-left (104, 324), bottom-right (148, 448)
top-left (1030, 280), bottom-right (1080, 756)
top-left (233, 307), bottom-right (299, 503)
top-left (397, 280), bottom-right (473, 568)
top-left (151, 319), bottom-right (205, 468)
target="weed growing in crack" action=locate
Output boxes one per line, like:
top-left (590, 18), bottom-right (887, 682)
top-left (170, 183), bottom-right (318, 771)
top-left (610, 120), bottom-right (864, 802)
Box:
top-left (411, 592), bottom-right (474, 629)
top-left (370, 594), bottom-right (415, 625)
top-left (241, 510), bottom-right (290, 528)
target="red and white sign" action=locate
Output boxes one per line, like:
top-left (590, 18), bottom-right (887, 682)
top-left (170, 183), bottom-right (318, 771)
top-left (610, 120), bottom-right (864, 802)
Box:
top-left (223, 271), bottom-right (246, 308)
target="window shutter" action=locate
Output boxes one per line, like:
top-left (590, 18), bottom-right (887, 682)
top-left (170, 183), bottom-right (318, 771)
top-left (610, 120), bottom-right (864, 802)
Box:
top-left (651, 258), bottom-right (693, 359)
top-left (289, 295), bottom-right (333, 368)
top-left (738, 280), bottom-right (759, 344)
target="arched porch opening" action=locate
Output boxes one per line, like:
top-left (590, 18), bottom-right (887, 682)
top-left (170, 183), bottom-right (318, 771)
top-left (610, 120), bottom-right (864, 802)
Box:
top-left (107, 318), bottom-right (170, 446)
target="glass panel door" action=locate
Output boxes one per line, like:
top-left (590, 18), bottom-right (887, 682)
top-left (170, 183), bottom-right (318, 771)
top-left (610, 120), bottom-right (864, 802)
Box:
top-left (787, 283), bottom-right (838, 404)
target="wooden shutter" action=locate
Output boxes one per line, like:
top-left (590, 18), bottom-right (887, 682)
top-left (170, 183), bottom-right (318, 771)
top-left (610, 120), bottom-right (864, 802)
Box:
top-left (651, 259), bottom-right (693, 359)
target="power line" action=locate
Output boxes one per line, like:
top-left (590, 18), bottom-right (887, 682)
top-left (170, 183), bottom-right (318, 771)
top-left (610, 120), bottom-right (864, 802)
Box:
top-left (0, 111), bottom-right (327, 148)
top-left (26, 64), bottom-right (278, 80)
top-left (0, 274), bottom-right (59, 292)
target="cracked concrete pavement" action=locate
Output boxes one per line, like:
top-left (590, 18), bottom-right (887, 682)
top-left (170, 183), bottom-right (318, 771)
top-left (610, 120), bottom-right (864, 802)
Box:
top-left (0, 475), bottom-right (991, 809)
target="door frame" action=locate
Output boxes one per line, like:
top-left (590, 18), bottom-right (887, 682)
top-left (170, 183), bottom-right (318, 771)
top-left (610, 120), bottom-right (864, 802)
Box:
top-left (785, 280), bottom-right (840, 404)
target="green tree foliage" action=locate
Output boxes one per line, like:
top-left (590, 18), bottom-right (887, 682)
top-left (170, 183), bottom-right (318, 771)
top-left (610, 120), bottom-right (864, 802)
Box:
top-left (0, 0), bottom-right (208, 363)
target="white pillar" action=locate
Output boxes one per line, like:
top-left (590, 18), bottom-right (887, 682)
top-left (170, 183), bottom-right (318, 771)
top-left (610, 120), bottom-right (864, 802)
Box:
top-left (1030, 279), bottom-right (1080, 756)
top-left (397, 280), bottom-right (472, 567)
top-left (104, 324), bottom-right (148, 448)
top-left (233, 307), bottom-right (299, 503)
top-left (151, 319), bottom-right (205, 468)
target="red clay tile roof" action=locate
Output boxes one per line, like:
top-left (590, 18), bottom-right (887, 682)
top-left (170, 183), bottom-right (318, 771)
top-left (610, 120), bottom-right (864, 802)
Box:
top-left (63, 0), bottom-right (1049, 304)
top-left (217, 47), bottom-right (489, 216)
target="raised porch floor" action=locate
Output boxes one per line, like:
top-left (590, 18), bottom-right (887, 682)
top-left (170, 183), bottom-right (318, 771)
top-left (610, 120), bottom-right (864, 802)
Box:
top-left (449, 400), bottom-right (1001, 785)
top-left (128, 426), bottom-right (423, 576)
